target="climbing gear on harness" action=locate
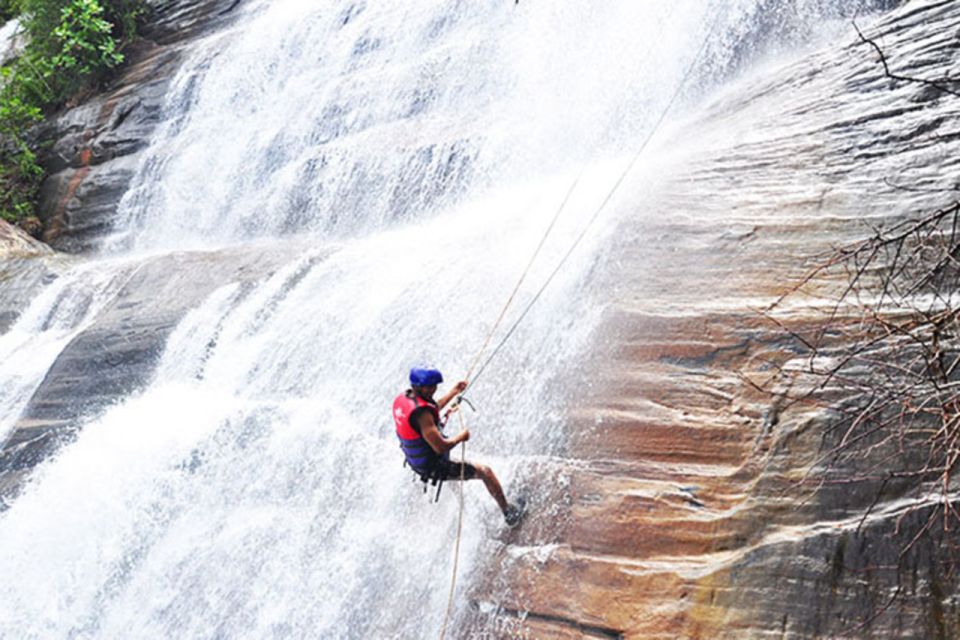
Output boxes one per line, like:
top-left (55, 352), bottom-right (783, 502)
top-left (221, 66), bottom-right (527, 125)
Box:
top-left (407, 462), bottom-right (448, 502)
top-left (409, 367), bottom-right (443, 386)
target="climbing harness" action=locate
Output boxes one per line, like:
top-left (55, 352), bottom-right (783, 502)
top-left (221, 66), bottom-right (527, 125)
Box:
top-left (407, 461), bottom-right (448, 502)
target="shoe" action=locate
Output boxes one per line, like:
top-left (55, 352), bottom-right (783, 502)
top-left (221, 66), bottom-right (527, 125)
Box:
top-left (504, 500), bottom-right (525, 528)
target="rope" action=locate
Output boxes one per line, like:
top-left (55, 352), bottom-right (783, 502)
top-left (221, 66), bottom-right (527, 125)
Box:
top-left (438, 411), bottom-right (469, 640)
top-left (437, 182), bottom-right (580, 638)
top-left (439, 155), bottom-right (586, 640)
top-left (463, 176), bottom-right (583, 382)
top-left (436, 10), bottom-right (722, 638)
top-left (437, 182), bottom-right (583, 637)
top-left (469, 10), bottom-right (721, 389)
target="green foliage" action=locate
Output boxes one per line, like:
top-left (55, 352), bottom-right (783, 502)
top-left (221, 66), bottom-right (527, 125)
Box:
top-left (102, 0), bottom-right (144, 42)
top-left (0, 64), bottom-right (44, 223)
top-left (0, 0), bottom-right (21, 23)
top-left (53, 0), bottom-right (124, 74)
top-left (0, 0), bottom-right (145, 225)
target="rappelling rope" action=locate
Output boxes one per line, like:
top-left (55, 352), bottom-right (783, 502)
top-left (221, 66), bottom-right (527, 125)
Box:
top-left (469, 15), bottom-right (720, 388)
top-left (465, 176), bottom-right (583, 381)
top-left (438, 10), bottom-right (722, 639)
top-left (439, 169), bottom-right (582, 640)
top-left (438, 410), bottom-right (470, 640)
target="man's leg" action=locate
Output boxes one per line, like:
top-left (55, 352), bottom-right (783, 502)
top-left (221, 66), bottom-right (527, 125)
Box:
top-left (470, 463), bottom-right (508, 514)
top-left (443, 460), bottom-right (511, 515)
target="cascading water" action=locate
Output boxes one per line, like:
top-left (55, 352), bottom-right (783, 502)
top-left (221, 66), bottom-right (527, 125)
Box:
top-left (0, 1), bottom-right (898, 637)
top-left (0, 260), bottom-right (138, 441)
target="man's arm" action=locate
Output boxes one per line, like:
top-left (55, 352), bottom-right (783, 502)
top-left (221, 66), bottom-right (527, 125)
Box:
top-left (437, 380), bottom-right (468, 410)
top-left (417, 409), bottom-right (469, 455)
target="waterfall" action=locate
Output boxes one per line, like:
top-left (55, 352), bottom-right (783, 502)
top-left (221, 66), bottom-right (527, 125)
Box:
top-left (0, 1), bottom-right (897, 637)
top-left (0, 260), bottom-right (138, 441)
top-left (110, 0), bottom-right (806, 251)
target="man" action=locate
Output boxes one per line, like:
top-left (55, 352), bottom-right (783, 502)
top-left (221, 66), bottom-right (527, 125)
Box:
top-left (393, 367), bottom-right (523, 527)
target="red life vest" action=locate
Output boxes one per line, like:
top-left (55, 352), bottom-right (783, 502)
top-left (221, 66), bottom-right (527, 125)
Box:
top-left (393, 391), bottom-right (443, 472)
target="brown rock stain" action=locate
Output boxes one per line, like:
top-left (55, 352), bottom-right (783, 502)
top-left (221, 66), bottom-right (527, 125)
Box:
top-left (42, 94), bottom-right (122, 244)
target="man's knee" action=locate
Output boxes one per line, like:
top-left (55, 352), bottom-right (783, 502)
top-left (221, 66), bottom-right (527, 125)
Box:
top-left (473, 463), bottom-right (492, 480)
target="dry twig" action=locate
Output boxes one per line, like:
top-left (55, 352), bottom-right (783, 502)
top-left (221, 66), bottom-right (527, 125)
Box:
top-left (760, 202), bottom-right (960, 629)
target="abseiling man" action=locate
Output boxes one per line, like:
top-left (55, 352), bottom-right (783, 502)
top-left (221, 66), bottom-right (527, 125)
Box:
top-left (393, 367), bottom-right (523, 526)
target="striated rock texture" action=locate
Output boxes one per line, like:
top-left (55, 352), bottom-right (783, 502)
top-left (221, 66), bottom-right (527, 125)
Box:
top-left (0, 220), bottom-right (59, 332)
top-left (0, 0), bottom-right (251, 499)
top-left (466, 1), bottom-right (960, 638)
top-left (35, 0), bottom-right (244, 253)
top-left (0, 242), bottom-right (297, 502)
top-left (0, 219), bottom-right (48, 257)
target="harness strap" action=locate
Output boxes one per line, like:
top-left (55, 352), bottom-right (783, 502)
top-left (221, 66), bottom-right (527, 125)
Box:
top-left (402, 460), bottom-right (446, 501)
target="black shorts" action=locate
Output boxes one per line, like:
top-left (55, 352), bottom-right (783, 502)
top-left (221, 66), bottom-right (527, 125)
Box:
top-left (423, 459), bottom-right (478, 481)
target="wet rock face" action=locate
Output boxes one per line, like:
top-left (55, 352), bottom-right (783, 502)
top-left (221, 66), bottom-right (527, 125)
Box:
top-left (0, 220), bottom-right (49, 258)
top-left (467, 0), bottom-right (960, 637)
top-left (0, 18), bottom-right (25, 66)
top-left (0, 221), bottom-right (58, 332)
top-left (35, 0), bottom-right (244, 253)
top-left (0, 244), bottom-right (295, 501)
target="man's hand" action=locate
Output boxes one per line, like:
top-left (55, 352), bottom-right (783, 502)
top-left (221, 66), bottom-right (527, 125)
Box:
top-left (438, 380), bottom-right (470, 410)
top-left (456, 429), bottom-right (471, 444)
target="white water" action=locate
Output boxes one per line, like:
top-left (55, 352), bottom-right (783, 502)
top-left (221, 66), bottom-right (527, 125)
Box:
top-left (0, 260), bottom-right (137, 440)
top-left (0, 1), bottom-right (895, 638)
top-left (111, 0), bottom-right (810, 252)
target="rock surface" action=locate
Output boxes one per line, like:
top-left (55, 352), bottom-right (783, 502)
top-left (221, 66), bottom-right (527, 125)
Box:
top-left (0, 242), bottom-right (299, 502)
top-left (0, 219), bottom-right (49, 258)
top-left (35, 0), bottom-right (245, 253)
top-left (466, 1), bottom-right (960, 637)
top-left (0, 18), bottom-right (24, 66)
top-left (0, 220), bottom-right (60, 332)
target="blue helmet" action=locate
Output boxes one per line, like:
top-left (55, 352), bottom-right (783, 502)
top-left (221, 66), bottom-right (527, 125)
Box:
top-left (410, 367), bottom-right (443, 386)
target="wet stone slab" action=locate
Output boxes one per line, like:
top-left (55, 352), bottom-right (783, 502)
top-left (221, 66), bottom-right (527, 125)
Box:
top-left (0, 243), bottom-right (301, 501)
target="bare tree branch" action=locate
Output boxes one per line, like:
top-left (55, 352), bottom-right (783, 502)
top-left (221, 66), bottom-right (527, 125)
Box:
top-left (853, 21), bottom-right (960, 98)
